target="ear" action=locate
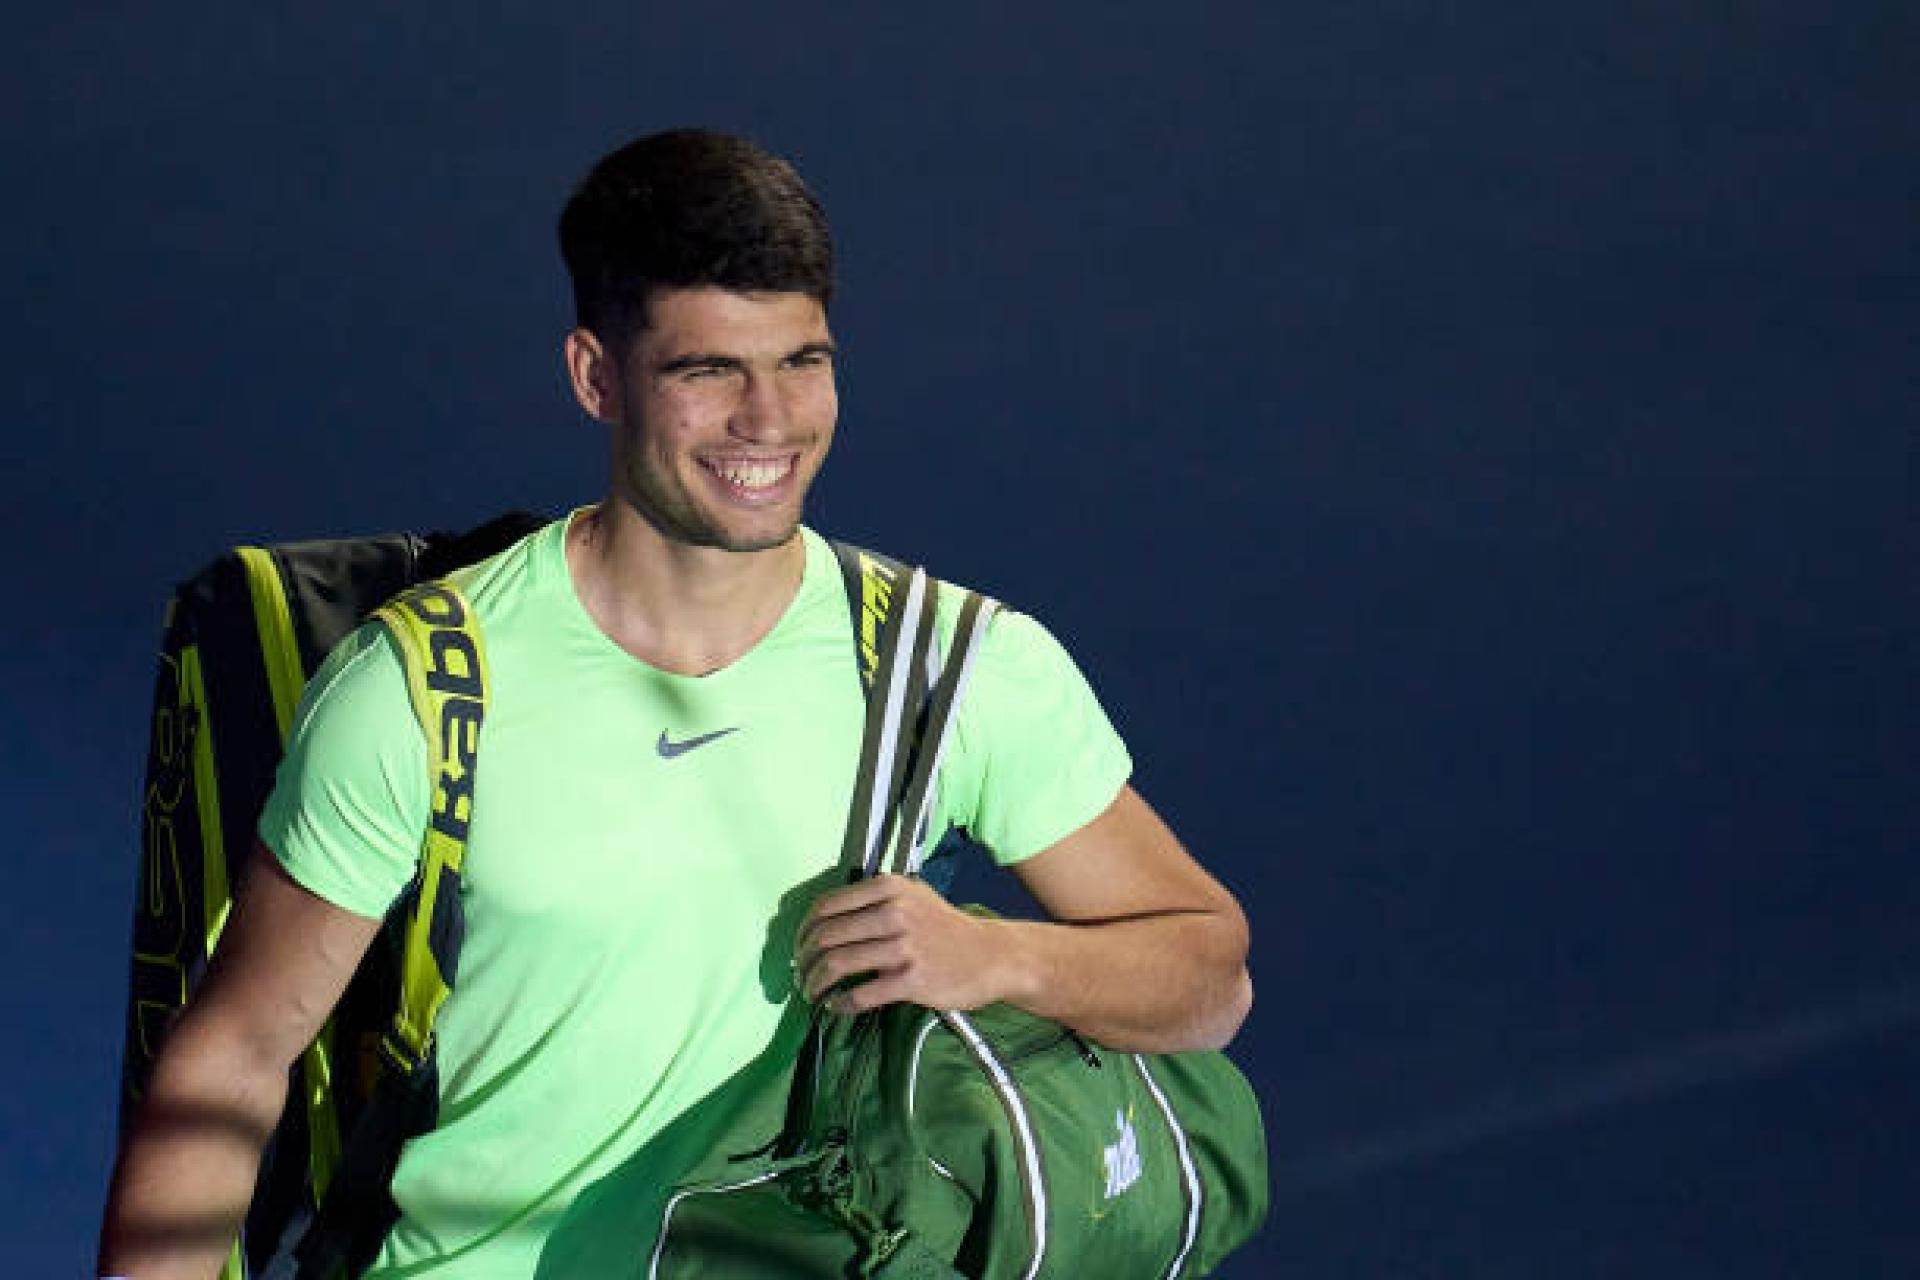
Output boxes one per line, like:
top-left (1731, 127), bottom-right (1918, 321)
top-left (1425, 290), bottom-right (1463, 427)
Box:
top-left (564, 327), bottom-right (622, 424)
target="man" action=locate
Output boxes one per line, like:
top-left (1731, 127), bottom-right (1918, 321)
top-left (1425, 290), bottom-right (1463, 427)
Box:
top-left (99, 128), bottom-right (1251, 1278)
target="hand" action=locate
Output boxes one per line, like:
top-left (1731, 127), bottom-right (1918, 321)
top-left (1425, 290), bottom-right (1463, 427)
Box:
top-left (793, 875), bottom-right (1019, 1015)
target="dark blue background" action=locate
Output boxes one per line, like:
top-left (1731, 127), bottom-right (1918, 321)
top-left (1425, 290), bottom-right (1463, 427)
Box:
top-left (5, 4), bottom-right (1915, 1274)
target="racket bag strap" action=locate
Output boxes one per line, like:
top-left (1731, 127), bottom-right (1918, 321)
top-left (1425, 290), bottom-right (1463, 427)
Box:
top-left (291, 1055), bottom-right (439, 1280)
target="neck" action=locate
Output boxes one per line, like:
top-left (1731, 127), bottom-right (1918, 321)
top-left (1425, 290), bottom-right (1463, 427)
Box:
top-left (564, 500), bottom-right (807, 676)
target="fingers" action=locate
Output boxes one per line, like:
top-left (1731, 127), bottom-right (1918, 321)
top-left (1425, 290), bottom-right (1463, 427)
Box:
top-left (796, 881), bottom-right (906, 961)
top-left (802, 873), bottom-right (909, 928)
top-left (792, 875), bottom-right (999, 1014)
top-left (797, 938), bottom-right (903, 1003)
top-left (795, 875), bottom-right (921, 971)
top-left (830, 971), bottom-right (917, 1015)
top-left (796, 910), bottom-right (896, 978)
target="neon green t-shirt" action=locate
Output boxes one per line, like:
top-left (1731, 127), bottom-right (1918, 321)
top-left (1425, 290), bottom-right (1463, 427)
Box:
top-left (257, 514), bottom-right (1131, 1276)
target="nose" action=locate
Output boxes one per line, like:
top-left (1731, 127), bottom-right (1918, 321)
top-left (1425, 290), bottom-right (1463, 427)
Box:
top-left (729, 371), bottom-right (793, 443)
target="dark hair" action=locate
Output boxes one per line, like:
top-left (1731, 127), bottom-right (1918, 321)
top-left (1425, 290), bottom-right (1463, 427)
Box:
top-left (559, 128), bottom-right (835, 346)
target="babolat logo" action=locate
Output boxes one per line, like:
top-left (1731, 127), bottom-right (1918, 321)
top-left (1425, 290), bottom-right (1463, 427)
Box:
top-left (396, 584), bottom-right (485, 841)
top-left (128, 651), bottom-right (200, 1094)
top-left (856, 553), bottom-right (898, 688)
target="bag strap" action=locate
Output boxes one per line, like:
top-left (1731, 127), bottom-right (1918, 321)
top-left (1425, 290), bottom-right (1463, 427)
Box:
top-left (882, 588), bottom-right (996, 876)
top-left (295, 578), bottom-right (489, 1279)
top-left (370, 579), bottom-right (488, 1071)
top-left (827, 540), bottom-right (999, 880)
top-left (831, 542), bottom-right (937, 877)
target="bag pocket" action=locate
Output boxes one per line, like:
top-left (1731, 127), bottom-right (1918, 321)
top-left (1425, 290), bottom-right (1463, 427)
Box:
top-left (647, 1151), bottom-right (857, 1280)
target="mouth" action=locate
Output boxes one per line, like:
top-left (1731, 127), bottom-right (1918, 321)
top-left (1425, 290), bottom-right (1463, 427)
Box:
top-left (697, 453), bottom-right (800, 504)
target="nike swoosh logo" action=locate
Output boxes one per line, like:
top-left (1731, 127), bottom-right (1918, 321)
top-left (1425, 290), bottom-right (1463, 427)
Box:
top-left (656, 727), bottom-right (741, 759)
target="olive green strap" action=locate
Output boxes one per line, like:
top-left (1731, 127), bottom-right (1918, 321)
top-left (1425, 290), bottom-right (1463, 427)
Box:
top-left (832, 545), bottom-right (939, 878)
top-left (884, 588), bottom-right (997, 876)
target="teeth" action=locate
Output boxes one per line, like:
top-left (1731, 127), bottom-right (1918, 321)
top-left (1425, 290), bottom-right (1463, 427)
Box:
top-left (708, 458), bottom-right (789, 490)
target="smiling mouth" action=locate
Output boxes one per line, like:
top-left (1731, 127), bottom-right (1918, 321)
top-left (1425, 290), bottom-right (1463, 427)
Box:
top-left (699, 454), bottom-right (798, 499)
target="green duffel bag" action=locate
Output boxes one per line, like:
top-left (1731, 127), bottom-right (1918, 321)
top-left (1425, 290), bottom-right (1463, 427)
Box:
top-left (648, 997), bottom-right (1268, 1279)
top-left (648, 554), bottom-right (1268, 1278)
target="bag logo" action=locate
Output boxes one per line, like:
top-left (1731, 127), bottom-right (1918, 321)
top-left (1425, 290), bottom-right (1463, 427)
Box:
top-left (1102, 1108), bottom-right (1143, 1200)
top-left (398, 584), bottom-right (484, 841)
top-left (854, 553), bottom-right (899, 689)
top-left (656, 726), bottom-right (741, 759)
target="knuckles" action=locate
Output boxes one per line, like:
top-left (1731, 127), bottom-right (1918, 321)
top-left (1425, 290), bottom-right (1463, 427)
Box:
top-left (797, 877), bottom-right (983, 1013)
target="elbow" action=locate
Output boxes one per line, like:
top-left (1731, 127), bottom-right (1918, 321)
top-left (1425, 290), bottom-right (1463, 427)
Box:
top-left (1225, 965), bottom-right (1255, 1043)
top-left (1189, 966), bottom-right (1253, 1053)
top-left (1202, 892), bottom-right (1253, 1050)
top-left (1165, 904), bottom-right (1252, 1053)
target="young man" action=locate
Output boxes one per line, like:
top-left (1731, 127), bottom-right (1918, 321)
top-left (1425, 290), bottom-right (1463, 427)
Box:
top-left (99, 128), bottom-right (1251, 1278)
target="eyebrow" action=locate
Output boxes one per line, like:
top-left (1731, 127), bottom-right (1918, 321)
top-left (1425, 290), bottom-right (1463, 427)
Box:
top-left (653, 341), bottom-right (838, 376)
top-left (654, 352), bottom-right (742, 376)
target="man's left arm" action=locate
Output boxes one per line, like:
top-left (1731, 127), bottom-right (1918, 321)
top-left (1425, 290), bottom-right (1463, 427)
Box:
top-left (795, 784), bottom-right (1252, 1053)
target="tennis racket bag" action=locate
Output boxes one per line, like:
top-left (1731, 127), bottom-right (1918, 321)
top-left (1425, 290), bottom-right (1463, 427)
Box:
top-left (116, 512), bottom-right (544, 1278)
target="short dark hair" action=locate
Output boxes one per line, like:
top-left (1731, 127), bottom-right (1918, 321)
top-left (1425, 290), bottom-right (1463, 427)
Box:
top-left (559, 128), bottom-right (835, 346)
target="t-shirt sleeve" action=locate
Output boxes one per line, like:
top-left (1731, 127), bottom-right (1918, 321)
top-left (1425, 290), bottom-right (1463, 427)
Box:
top-left (257, 623), bottom-right (429, 919)
top-left (942, 605), bottom-right (1133, 866)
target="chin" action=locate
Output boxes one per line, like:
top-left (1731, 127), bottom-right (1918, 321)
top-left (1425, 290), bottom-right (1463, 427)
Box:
top-left (697, 515), bottom-right (805, 554)
top-left (712, 532), bottom-right (796, 554)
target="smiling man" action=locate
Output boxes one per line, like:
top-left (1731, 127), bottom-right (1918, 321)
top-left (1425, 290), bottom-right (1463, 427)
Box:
top-left (99, 129), bottom-right (1251, 1278)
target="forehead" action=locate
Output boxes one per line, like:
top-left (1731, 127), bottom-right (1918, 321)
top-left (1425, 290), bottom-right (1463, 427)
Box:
top-left (635, 286), bottom-right (831, 359)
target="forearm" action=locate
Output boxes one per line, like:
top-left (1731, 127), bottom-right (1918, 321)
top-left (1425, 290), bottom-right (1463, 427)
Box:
top-left (98, 1011), bottom-right (289, 1280)
top-left (991, 908), bottom-right (1252, 1053)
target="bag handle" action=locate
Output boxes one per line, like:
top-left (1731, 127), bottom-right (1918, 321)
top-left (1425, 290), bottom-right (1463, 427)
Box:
top-left (827, 541), bottom-right (999, 882)
top-left (881, 588), bottom-right (997, 877)
top-left (833, 547), bottom-right (939, 879)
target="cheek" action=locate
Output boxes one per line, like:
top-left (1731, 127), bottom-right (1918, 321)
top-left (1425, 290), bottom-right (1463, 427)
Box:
top-left (630, 392), bottom-right (709, 453)
top-left (795, 378), bottom-right (839, 431)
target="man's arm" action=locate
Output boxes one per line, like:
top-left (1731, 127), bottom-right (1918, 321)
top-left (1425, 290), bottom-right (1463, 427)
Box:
top-left (795, 785), bottom-right (1252, 1053)
top-left (99, 838), bottom-right (383, 1280)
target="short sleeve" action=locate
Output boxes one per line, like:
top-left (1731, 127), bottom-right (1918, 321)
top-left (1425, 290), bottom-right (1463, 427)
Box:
top-left (941, 606), bottom-right (1132, 866)
top-left (257, 623), bottom-right (429, 919)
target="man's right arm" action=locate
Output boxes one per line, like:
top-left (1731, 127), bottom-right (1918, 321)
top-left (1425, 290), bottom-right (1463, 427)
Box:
top-left (98, 838), bottom-right (383, 1280)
